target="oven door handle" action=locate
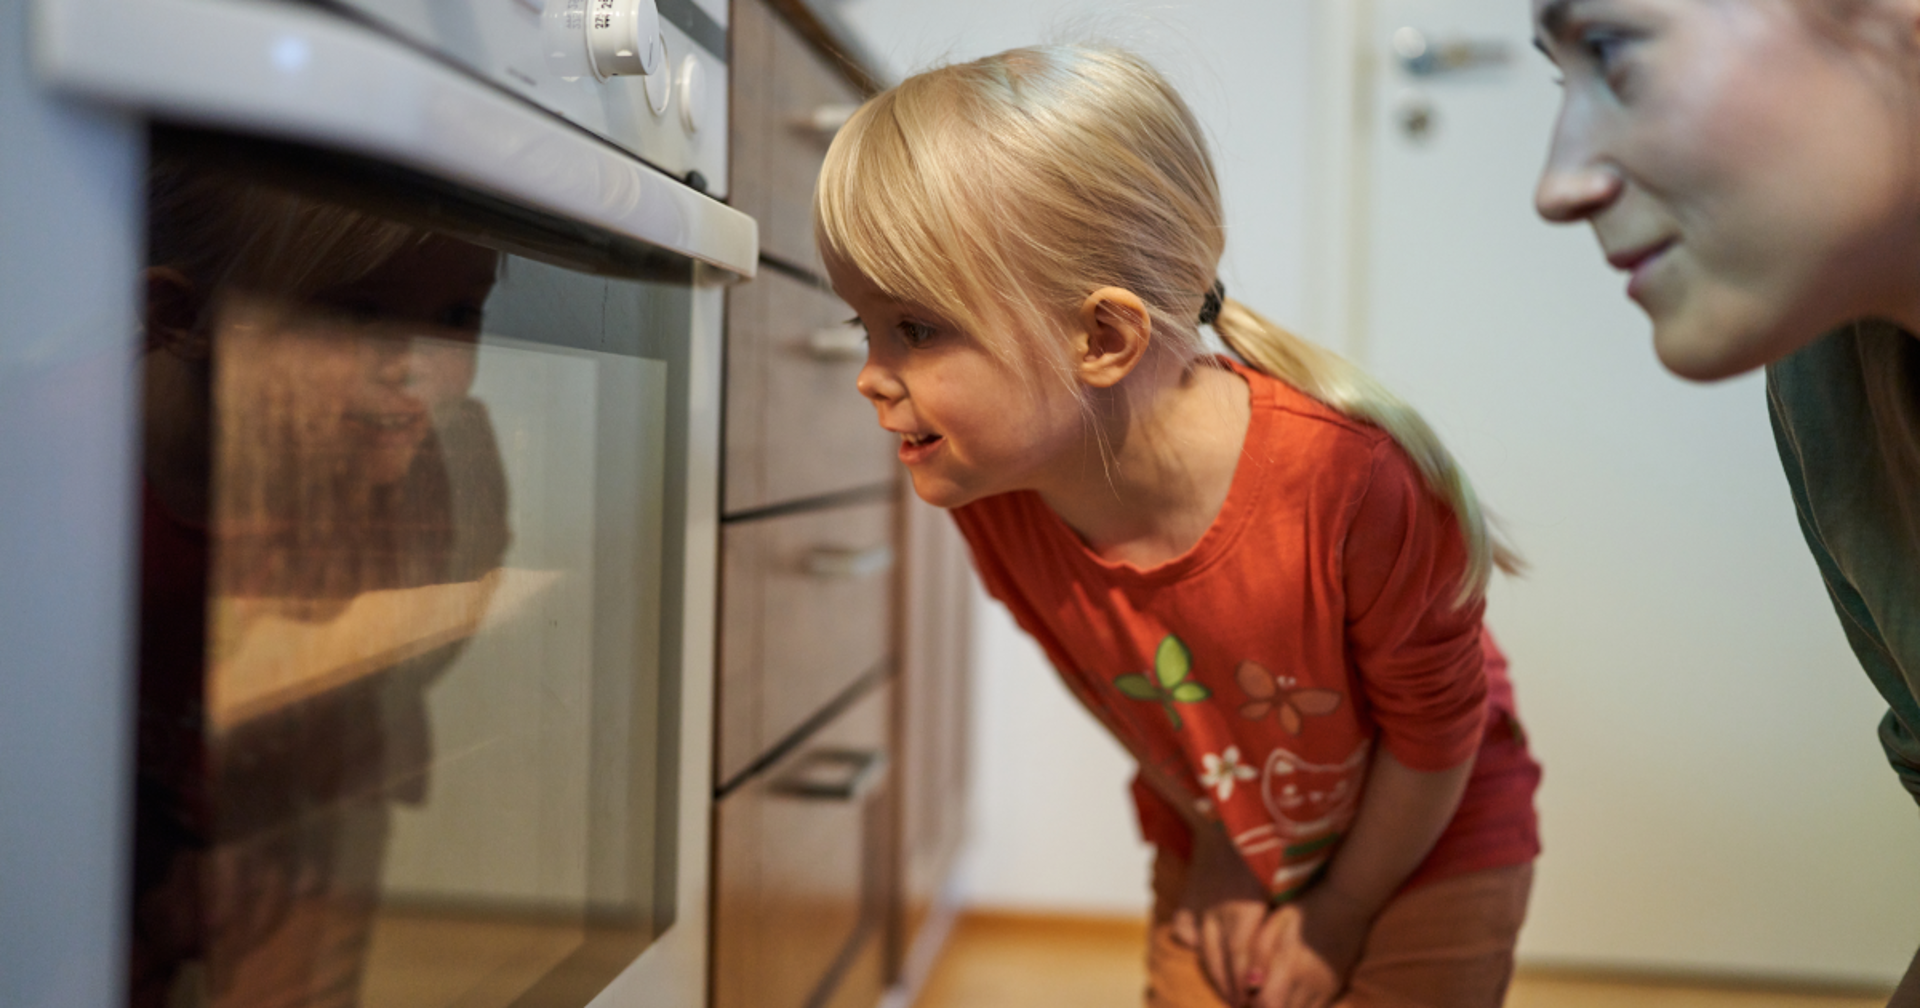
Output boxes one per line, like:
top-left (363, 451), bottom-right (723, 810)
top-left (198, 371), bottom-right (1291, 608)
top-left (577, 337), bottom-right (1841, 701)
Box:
top-left (33, 0), bottom-right (758, 279)
top-left (771, 748), bottom-right (888, 802)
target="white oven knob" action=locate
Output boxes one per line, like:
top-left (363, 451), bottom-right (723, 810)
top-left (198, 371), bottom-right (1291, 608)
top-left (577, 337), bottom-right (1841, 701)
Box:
top-left (643, 36), bottom-right (673, 114)
top-left (585, 0), bottom-right (664, 78)
top-left (677, 55), bottom-right (705, 134)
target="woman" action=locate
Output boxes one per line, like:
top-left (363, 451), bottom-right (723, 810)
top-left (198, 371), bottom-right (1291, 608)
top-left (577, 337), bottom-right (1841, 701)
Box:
top-left (1532, 0), bottom-right (1920, 1002)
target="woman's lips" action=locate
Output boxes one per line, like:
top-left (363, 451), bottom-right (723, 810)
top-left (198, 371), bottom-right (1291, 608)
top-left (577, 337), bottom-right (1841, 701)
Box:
top-left (1608, 239), bottom-right (1676, 300)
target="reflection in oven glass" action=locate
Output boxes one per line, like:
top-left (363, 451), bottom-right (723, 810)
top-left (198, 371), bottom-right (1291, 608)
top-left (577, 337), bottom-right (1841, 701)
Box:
top-left (134, 157), bottom-right (668, 1008)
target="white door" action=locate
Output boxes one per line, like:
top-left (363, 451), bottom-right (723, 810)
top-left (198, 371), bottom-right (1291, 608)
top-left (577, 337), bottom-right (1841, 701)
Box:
top-left (1345, 0), bottom-right (1920, 983)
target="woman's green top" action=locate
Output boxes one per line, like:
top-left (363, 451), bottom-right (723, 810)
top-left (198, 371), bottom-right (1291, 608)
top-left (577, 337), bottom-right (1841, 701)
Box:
top-left (1768, 318), bottom-right (1920, 806)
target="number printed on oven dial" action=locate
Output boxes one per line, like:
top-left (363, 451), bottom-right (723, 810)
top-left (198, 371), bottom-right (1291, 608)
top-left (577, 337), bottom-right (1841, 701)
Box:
top-left (586, 0), bottom-right (665, 79)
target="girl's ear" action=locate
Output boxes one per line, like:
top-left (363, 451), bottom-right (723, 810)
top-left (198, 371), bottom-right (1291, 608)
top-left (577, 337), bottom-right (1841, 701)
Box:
top-left (1073, 287), bottom-right (1152, 389)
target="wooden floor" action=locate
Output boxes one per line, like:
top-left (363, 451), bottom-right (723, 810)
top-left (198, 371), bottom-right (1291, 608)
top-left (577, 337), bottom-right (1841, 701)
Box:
top-left (913, 913), bottom-right (1891, 1008)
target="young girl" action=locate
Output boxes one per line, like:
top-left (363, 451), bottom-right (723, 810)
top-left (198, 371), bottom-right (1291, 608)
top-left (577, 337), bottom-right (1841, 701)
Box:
top-left (816, 46), bottom-right (1541, 1008)
top-left (135, 159), bottom-right (507, 1007)
top-left (1534, 1), bottom-right (1920, 1002)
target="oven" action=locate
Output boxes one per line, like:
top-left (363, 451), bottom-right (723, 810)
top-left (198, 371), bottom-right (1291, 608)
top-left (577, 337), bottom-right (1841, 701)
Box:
top-left (0, 1), bottom-right (751, 1006)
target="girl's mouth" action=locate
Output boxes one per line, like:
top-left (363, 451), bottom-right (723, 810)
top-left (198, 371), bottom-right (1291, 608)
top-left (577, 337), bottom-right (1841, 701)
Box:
top-left (345, 409), bottom-right (429, 449)
top-left (898, 430), bottom-right (944, 463)
top-left (351, 412), bottom-right (419, 431)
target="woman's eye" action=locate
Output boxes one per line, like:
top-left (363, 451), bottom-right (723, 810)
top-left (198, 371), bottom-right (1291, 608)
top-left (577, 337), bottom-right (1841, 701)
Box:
top-left (1579, 28), bottom-right (1635, 80)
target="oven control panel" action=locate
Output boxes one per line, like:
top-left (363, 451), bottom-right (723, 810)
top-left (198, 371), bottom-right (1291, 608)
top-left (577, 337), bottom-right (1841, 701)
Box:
top-left (323, 0), bottom-right (729, 196)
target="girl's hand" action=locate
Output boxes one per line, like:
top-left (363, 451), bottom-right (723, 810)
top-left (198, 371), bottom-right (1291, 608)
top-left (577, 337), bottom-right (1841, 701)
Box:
top-left (1245, 886), bottom-right (1372, 1008)
top-left (1168, 823), bottom-right (1271, 1005)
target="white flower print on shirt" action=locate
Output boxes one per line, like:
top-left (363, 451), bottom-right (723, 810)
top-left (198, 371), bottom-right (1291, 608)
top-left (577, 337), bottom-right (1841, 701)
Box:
top-left (1199, 745), bottom-right (1258, 802)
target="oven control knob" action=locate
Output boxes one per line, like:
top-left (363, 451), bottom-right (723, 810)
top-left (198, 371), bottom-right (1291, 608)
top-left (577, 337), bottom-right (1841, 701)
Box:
top-left (643, 36), bottom-right (674, 115)
top-left (677, 55), bottom-right (705, 134)
top-left (586, 0), bottom-right (665, 78)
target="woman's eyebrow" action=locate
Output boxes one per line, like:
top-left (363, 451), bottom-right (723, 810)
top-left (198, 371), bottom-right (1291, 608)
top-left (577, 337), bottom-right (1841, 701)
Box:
top-left (1538, 0), bottom-right (1576, 40)
top-left (1534, 0), bottom-right (1598, 61)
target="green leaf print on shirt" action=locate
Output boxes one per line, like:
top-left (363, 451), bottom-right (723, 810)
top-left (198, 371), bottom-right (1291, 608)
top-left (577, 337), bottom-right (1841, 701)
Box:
top-left (1114, 635), bottom-right (1213, 731)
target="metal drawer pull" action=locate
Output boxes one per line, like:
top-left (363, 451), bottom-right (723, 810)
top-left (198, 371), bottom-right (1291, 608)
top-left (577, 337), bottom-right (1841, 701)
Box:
top-left (773, 747), bottom-right (888, 802)
top-left (803, 103), bottom-right (860, 137)
top-left (806, 544), bottom-right (894, 580)
top-left (806, 322), bottom-right (867, 362)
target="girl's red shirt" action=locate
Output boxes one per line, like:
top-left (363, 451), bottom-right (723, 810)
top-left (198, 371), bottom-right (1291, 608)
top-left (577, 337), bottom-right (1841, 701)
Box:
top-left (951, 359), bottom-right (1541, 897)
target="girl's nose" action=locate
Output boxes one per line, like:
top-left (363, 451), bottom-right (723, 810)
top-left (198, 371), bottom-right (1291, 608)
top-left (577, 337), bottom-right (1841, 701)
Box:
top-left (856, 352), bottom-right (903, 405)
top-left (371, 337), bottom-right (422, 388)
top-left (1534, 107), bottom-right (1622, 223)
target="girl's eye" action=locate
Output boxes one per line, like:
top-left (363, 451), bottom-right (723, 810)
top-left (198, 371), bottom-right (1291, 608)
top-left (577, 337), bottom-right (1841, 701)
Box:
top-left (439, 303), bottom-right (486, 331)
top-left (897, 320), bottom-right (937, 349)
top-left (334, 300), bottom-right (385, 326)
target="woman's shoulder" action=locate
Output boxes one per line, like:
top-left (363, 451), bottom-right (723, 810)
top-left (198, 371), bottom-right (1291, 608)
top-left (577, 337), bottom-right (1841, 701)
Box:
top-left (1768, 320), bottom-right (1920, 459)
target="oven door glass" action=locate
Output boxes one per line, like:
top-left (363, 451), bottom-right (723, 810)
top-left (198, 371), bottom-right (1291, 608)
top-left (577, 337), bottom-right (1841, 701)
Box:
top-left (133, 130), bottom-right (694, 1008)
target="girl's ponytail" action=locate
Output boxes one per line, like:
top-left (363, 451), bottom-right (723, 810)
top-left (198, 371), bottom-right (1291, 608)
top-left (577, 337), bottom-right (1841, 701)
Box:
top-left (1212, 297), bottom-right (1522, 604)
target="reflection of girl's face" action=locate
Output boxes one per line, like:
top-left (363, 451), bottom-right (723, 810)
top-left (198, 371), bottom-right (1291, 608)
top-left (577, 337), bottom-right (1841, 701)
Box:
top-left (224, 237), bottom-right (498, 486)
top-left (1533, 0), bottom-right (1920, 380)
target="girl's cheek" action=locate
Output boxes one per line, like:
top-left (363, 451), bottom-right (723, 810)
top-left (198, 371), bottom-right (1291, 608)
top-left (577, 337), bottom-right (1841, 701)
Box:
top-left (412, 339), bottom-right (481, 404)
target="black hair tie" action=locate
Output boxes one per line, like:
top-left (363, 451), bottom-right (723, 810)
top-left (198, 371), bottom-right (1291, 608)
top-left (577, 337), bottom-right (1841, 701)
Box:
top-left (1198, 279), bottom-right (1225, 327)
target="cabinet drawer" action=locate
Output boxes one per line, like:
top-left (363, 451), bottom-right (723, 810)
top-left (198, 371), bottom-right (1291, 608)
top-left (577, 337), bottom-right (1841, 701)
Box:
top-left (718, 499), bottom-right (895, 785)
top-left (724, 267), bottom-right (895, 515)
top-left (713, 682), bottom-right (892, 1008)
top-left (729, 0), bottom-right (864, 272)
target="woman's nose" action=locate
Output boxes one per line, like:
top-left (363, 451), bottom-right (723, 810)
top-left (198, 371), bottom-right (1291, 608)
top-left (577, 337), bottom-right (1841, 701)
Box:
top-left (1535, 106), bottom-right (1622, 223)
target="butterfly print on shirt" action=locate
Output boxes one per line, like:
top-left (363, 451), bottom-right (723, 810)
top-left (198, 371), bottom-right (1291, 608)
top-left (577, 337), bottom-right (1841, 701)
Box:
top-left (1235, 660), bottom-right (1342, 735)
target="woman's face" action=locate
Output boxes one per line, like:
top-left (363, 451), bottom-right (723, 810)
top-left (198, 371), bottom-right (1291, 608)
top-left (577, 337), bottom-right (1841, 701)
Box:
top-left (1533, 0), bottom-right (1920, 380)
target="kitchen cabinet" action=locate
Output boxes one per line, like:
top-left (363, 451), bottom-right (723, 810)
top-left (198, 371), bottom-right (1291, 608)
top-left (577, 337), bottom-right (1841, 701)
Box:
top-left (715, 4), bottom-right (973, 1006)
top-left (890, 489), bottom-right (973, 981)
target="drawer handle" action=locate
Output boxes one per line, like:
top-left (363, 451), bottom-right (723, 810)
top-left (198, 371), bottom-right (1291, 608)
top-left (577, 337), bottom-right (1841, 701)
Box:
top-left (773, 747), bottom-right (888, 802)
top-left (803, 103), bottom-right (860, 137)
top-left (806, 322), bottom-right (867, 362)
top-left (806, 544), bottom-right (894, 580)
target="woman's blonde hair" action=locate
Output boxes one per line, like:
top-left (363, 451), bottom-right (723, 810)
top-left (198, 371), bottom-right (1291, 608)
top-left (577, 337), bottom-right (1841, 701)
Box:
top-left (815, 44), bottom-right (1519, 602)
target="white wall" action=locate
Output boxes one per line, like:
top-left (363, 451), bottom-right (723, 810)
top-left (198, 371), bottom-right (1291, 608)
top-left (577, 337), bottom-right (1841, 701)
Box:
top-left (825, 0), bottom-right (1322, 914)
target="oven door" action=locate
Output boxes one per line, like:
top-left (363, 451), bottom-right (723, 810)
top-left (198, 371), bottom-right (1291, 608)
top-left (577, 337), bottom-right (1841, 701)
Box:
top-left (6, 2), bottom-right (752, 1007)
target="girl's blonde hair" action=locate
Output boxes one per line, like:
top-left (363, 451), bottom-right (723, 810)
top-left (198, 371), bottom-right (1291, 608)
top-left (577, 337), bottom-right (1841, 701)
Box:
top-left (815, 45), bottom-right (1519, 602)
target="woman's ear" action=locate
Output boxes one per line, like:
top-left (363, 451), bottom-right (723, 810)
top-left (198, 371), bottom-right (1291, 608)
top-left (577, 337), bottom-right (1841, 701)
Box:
top-left (144, 267), bottom-right (210, 359)
top-left (1073, 287), bottom-right (1152, 389)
